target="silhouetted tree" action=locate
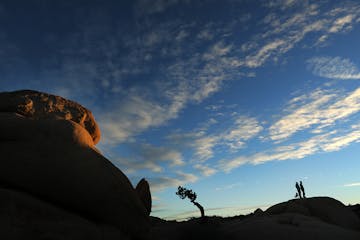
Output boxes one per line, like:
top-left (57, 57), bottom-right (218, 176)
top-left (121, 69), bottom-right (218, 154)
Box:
top-left (176, 186), bottom-right (205, 219)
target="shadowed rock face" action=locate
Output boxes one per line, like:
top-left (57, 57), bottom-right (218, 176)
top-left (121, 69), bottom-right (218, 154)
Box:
top-left (0, 187), bottom-right (129, 240)
top-left (0, 90), bottom-right (101, 144)
top-left (265, 197), bottom-right (360, 231)
top-left (136, 178), bottom-right (152, 215)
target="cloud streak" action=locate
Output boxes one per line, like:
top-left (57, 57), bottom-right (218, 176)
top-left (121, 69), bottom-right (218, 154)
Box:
top-left (194, 164), bottom-right (217, 177)
top-left (99, 94), bottom-right (182, 144)
top-left (134, 0), bottom-right (181, 16)
top-left (168, 115), bottom-right (263, 162)
top-left (308, 56), bottom-right (360, 80)
top-left (113, 143), bottom-right (184, 173)
top-left (242, 2), bottom-right (360, 68)
top-left (220, 120), bottom-right (360, 172)
top-left (269, 87), bottom-right (360, 141)
top-left (148, 171), bottom-right (198, 192)
top-left (344, 182), bottom-right (360, 187)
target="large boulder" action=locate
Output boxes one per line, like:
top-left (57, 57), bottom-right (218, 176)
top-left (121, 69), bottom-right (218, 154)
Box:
top-left (136, 178), bottom-right (152, 215)
top-left (0, 113), bottom-right (149, 236)
top-left (265, 197), bottom-right (360, 231)
top-left (0, 90), bottom-right (100, 144)
top-left (0, 90), bottom-right (151, 238)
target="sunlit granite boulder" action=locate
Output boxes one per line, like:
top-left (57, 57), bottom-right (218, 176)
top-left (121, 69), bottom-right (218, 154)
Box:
top-left (0, 90), bottom-right (150, 238)
top-left (0, 89), bottom-right (101, 144)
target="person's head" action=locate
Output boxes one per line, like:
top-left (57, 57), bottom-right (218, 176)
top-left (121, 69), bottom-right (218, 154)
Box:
top-left (300, 181), bottom-right (302, 184)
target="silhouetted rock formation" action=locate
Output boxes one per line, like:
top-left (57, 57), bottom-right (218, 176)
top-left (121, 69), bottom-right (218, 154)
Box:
top-left (136, 178), bottom-right (152, 215)
top-left (0, 90), bottom-right (150, 239)
top-left (266, 197), bottom-right (360, 231)
top-left (0, 90), bottom-right (100, 144)
top-left (253, 208), bottom-right (264, 217)
top-left (149, 197), bottom-right (360, 240)
top-left (348, 204), bottom-right (360, 219)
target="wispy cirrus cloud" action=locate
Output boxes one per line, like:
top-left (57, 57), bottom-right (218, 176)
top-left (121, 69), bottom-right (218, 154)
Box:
top-left (243, 2), bottom-right (360, 68)
top-left (148, 171), bottom-right (198, 192)
top-left (244, 39), bottom-right (286, 68)
top-left (307, 56), bottom-right (360, 80)
top-left (269, 87), bottom-right (360, 141)
top-left (223, 116), bottom-right (264, 150)
top-left (243, 3), bottom-right (321, 66)
top-left (114, 143), bottom-right (184, 173)
top-left (194, 164), bottom-right (217, 177)
top-left (99, 94), bottom-right (183, 144)
top-left (263, 0), bottom-right (299, 10)
top-left (193, 136), bottom-right (219, 161)
top-left (344, 182), bottom-right (360, 187)
top-left (220, 123), bottom-right (360, 172)
top-left (329, 14), bottom-right (355, 33)
top-left (134, 0), bottom-right (181, 16)
top-left (317, 8), bottom-right (359, 44)
top-left (219, 83), bottom-right (360, 173)
top-left (215, 182), bottom-right (242, 191)
top-left (168, 115), bottom-right (263, 162)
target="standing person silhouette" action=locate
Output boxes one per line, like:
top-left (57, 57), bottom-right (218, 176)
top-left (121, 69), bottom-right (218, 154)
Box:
top-left (295, 182), bottom-right (302, 199)
top-left (300, 181), bottom-right (305, 198)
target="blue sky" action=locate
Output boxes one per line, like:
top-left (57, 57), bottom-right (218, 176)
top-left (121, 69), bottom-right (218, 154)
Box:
top-left (1, 0), bottom-right (360, 220)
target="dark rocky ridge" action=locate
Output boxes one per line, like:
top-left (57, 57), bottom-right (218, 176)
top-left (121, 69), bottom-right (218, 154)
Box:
top-left (148, 197), bottom-right (360, 240)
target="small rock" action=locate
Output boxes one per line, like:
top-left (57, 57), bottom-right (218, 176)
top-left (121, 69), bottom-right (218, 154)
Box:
top-left (253, 208), bottom-right (264, 217)
top-left (136, 178), bottom-right (152, 215)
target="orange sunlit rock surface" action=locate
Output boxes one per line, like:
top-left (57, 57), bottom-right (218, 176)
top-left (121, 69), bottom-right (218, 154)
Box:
top-left (0, 90), bottom-right (101, 144)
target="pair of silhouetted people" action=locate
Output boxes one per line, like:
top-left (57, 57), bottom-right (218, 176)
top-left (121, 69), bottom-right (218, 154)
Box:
top-left (295, 181), bottom-right (306, 199)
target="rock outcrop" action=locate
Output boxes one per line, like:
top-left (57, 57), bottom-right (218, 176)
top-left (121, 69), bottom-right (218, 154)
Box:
top-left (265, 197), bottom-right (360, 231)
top-left (136, 178), bottom-right (152, 215)
top-left (0, 90), bottom-right (101, 144)
top-left (149, 197), bottom-right (360, 240)
top-left (348, 204), bottom-right (360, 219)
top-left (219, 212), bottom-right (360, 240)
top-left (0, 90), bottom-right (150, 238)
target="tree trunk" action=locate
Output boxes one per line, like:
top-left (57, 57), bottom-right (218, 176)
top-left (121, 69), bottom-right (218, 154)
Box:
top-left (192, 201), bottom-right (204, 218)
